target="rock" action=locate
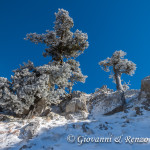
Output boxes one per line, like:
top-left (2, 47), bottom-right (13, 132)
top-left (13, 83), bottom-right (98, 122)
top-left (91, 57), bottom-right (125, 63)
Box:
top-left (65, 111), bottom-right (88, 120)
top-left (59, 91), bottom-right (85, 112)
top-left (135, 107), bottom-right (143, 115)
top-left (59, 91), bottom-right (88, 120)
top-left (141, 76), bottom-right (150, 97)
top-left (141, 98), bottom-right (150, 111)
top-left (0, 114), bottom-right (18, 122)
top-left (90, 91), bottom-right (124, 117)
top-left (104, 105), bottom-right (124, 115)
top-left (23, 98), bottom-right (47, 119)
top-left (65, 100), bottom-right (76, 113)
top-left (60, 91), bottom-right (88, 114)
top-left (76, 98), bottom-right (87, 110)
top-left (65, 97), bottom-right (87, 113)
top-left (19, 145), bottom-right (32, 150)
top-left (34, 99), bottom-right (46, 115)
top-left (20, 121), bottom-right (39, 140)
top-left (47, 112), bottom-right (58, 120)
top-left (0, 114), bottom-right (10, 122)
top-left (41, 108), bottom-right (51, 117)
top-left (65, 113), bottom-right (74, 120)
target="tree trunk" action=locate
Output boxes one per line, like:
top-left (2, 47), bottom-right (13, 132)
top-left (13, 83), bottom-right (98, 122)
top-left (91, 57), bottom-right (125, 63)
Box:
top-left (114, 69), bottom-right (126, 105)
top-left (114, 70), bottom-right (124, 91)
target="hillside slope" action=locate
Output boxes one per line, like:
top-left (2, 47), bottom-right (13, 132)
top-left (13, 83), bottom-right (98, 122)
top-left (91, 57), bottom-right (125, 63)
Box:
top-left (1, 89), bottom-right (150, 150)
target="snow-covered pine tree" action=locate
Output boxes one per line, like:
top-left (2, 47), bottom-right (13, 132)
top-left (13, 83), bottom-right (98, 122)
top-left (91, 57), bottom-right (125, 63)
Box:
top-left (25, 8), bottom-right (88, 93)
top-left (99, 50), bottom-right (136, 92)
top-left (25, 8), bottom-right (89, 63)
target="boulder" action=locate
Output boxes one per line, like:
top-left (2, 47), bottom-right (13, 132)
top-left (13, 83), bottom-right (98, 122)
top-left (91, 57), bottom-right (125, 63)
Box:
top-left (60, 91), bottom-right (88, 114)
top-left (65, 99), bottom-right (76, 113)
top-left (65, 96), bottom-right (88, 120)
top-left (59, 91), bottom-right (88, 119)
top-left (65, 97), bottom-right (87, 113)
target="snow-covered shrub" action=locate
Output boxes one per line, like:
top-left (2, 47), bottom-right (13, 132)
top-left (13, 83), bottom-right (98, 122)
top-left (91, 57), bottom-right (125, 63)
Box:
top-left (0, 77), bottom-right (17, 114)
top-left (94, 85), bottom-right (114, 95)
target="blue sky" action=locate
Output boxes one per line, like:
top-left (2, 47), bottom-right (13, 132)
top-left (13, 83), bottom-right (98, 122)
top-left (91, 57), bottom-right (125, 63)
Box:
top-left (0, 0), bottom-right (150, 93)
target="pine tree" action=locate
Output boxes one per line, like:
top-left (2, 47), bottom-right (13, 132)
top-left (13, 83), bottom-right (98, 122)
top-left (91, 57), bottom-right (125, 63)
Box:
top-left (25, 8), bottom-right (89, 93)
top-left (99, 50), bottom-right (136, 91)
top-left (25, 9), bottom-right (89, 63)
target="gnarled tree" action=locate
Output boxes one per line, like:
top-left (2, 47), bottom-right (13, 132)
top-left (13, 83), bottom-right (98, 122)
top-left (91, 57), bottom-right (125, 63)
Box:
top-left (99, 50), bottom-right (136, 91)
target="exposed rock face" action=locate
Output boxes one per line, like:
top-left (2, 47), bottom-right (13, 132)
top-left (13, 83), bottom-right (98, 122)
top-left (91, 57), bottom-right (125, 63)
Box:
top-left (141, 76), bottom-right (150, 97)
top-left (90, 90), bottom-right (124, 116)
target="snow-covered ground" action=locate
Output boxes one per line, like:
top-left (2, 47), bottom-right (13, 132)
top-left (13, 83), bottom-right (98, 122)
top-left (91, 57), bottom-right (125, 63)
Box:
top-left (1, 91), bottom-right (150, 150)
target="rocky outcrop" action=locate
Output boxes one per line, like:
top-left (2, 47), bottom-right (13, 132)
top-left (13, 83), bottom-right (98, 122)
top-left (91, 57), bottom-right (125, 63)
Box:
top-left (90, 90), bottom-right (125, 117)
top-left (141, 76), bottom-right (150, 98)
top-left (141, 76), bottom-right (150, 92)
